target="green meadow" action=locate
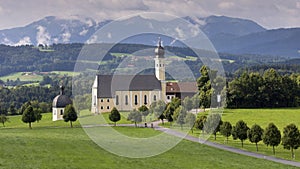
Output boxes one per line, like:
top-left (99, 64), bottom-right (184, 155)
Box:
top-left (0, 112), bottom-right (299, 169)
top-left (188, 108), bottom-right (300, 161)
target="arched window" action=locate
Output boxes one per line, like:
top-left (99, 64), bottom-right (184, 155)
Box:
top-left (134, 95), bottom-right (138, 105)
top-left (144, 95), bottom-right (147, 105)
top-left (116, 95), bottom-right (119, 105)
top-left (153, 95), bottom-right (157, 101)
top-left (60, 109), bottom-right (63, 115)
top-left (125, 95), bottom-right (128, 105)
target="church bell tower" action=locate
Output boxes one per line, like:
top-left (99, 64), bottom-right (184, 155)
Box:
top-left (154, 37), bottom-right (166, 101)
top-left (154, 37), bottom-right (165, 81)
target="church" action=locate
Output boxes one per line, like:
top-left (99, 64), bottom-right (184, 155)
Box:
top-left (91, 39), bottom-right (197, 113)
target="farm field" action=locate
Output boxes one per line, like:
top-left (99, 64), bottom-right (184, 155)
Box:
top-left (0, 112), bottom-right (298, 169)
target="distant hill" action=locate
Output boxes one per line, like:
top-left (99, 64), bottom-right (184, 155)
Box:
top-left (0, 15), bottom-right (299, 58)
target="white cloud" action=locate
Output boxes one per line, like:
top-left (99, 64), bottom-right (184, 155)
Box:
top-left (0, 0), bottom-right (299, 30)
top-left (36, 26), bottom-right (51, 45)
top-left (175, 27), bottom-right (185, 40)
top-left (2, 37), bottom-right (13, 45)
top-left (62, 31), bottom-right (71, 42)
top-left (85, 19), bottom-right (94, 27)
top-left (188, 24), bottom-right (200, 37)
top-left (79, 29), bottom-right (88, 36)
top-left (14, 36), bottom-right (31, 46)
top-left (86, 35), bottom-right (98, 44)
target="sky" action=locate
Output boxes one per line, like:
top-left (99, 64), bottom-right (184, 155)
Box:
top-left (0, 0), bottom-right (299, 30)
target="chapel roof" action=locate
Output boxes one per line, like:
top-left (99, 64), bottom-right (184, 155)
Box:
top-left (97, 75), bottom-right (161, 98)
top-left (52, 86), bottom-right (72, 108)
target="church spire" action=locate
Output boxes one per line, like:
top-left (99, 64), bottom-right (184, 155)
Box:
top-left (158, 37), bottom-right (162, 47)
top-left (155, 37), bottom-right (164, 58)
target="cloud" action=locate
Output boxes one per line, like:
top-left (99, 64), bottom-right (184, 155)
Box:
top-left (36, 26), bottom-right (51, 45)
top-left (14, 36), bottom-right (31, 46)
top-left (86, 35), bottom-right (98, 44)
top-left (175, 27), bottom-right (185, 40)
top-left (0, 0), bottom-right (299, 30)
top-left (79, 29), bottom-right (88, 36)
top-left (62, 31), bottom-right (71, 42)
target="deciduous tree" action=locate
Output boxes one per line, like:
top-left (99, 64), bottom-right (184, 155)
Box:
top-left (220, 121), bottom-right (232, 143)
top-left (22, 106), bottom-right (36, 129)
top-left (138, 105), bottom-right (149, 122)
top-left (232, 120), bottom-right (249, 147)
top-left (185, 113), bottom-right (196, 133)
top-left (263, 123), bottom-right (281, 155)
top-left (204, 113), bottom-right (223, 140)
top-left (0, 114), bottom-right (9, 127)
top-left (127, 109), bottom-right (142, 127)
top-left (63, 104), bottom-right (78, 128)
top-left (247, 124), bottom-right (264, 151)
top-left (282, 123), bottom-right (300, 159)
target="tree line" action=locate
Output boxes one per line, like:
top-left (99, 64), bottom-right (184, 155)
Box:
top-left (196, 65), bottom-right (300, 108)
top-left (227, 68), bottom-right (300, 108)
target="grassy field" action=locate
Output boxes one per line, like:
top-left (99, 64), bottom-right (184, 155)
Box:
top-left (0, 72), bottom-right (43, 82)
top-left (189, 108), bottom-right (300, 161)
top-left (1, 112), bottom-right (298, 169)
top-left (0, 71), bottom-right (80, 86)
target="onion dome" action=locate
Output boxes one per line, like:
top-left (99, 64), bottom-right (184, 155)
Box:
top-left (155, 37), bottom-right (164, 58)
top-left (52, 86), bottom-right (72, 108)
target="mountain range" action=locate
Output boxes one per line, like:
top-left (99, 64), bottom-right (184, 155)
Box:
top-left (0, 15), bottom-right (299, 58)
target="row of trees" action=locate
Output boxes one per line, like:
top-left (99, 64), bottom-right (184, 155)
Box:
top-left (195, 115), bottom-right (300, 159)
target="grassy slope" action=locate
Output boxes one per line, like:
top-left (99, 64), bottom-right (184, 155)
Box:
top-left (191, 108), bottom-right (300, 161)
top-left (0, 113), bottom-right (298, 169)
top-left (0, 71), bottom-right (79, 82)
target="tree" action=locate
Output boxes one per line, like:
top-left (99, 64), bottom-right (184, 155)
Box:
top-left (150, 101), bottom-right (166, 124)
top-left (127, 109), bottom-right (142, 127)
top-left (220, 121), bottom-right (232, 143)
top-left (204, 113), bottom-right (223, 140)
top-left (282, 123), bottom-right (300, 159)
top-left (19, 101), bottom-right (31, 115)
top-left (232, 120), bottom-right (249, 147)
top-left (247, 124), bottom-right (264, 151)
top-left (63, 104), bottom-right (78, 128)
top-left (22, 106), bottom-right (36, 129)
top-left (109, 107), bottom-right (120, 126)
top-left (263, 123), bottom-right (281, 155)
top-left (138, 105), bottom-right (149, 122)
top-left (8, 104), bottom-right (17, 115)
top-left (185, 113), bottom-right (196, 133)
top-left (0, 114), bottom-right (9, 127)
top-left (183, 97), bottom-right (193, 111)
top-left (191, 94), bottom-right (200, 113)
top-left (175, 106), bottom-right (187, 130)
top-left (197, 65), bottom-right (214, 110)
top-left (195, 115), bottom-right (207, 132)
top-left (34, 108), bottom-right (43, 123)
